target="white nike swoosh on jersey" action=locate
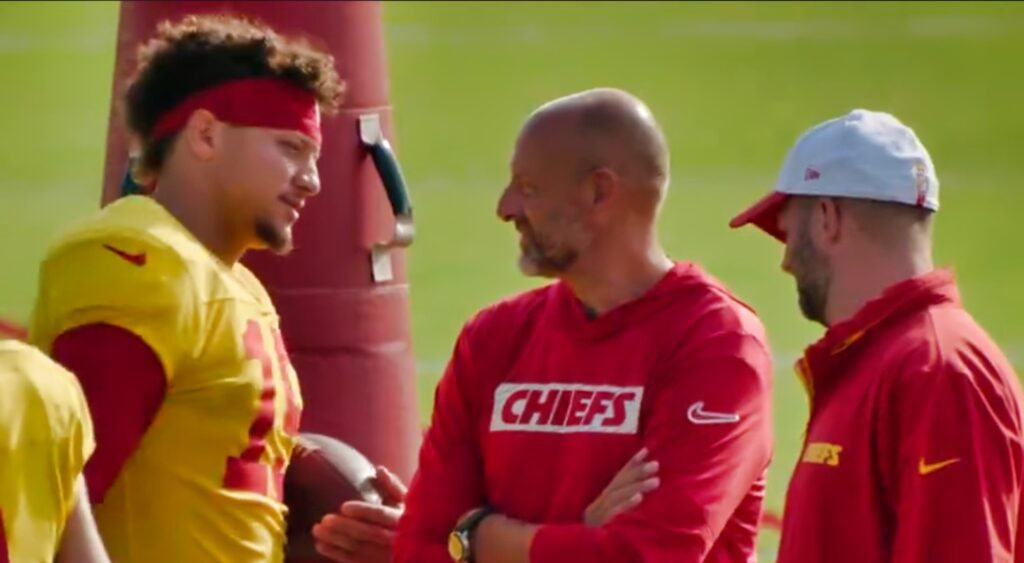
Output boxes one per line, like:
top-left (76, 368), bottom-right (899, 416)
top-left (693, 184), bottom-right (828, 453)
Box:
top-left (687, 401), bottom-right (741, 425)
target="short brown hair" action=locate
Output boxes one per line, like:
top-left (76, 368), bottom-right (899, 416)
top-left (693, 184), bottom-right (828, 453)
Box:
top-left (124, 14), bottom-right (344, 177)
top-left (841, 197), bottom-right (934, 242)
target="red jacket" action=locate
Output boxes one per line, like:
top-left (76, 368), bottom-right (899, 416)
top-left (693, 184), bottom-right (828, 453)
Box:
top-left (778, 270), bottom-right (1024, 563)
top-left (395, 263), bottom-right (774, 562)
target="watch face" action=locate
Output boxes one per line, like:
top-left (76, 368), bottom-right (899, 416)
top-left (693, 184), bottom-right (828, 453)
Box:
top-left (448, 531), bottom-right (467, 561)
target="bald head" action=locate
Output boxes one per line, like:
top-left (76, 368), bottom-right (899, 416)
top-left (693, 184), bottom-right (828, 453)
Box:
top-left (520, 88), bottom-right (670, 198)
top-left (498, 89), bottom-right (673, 280)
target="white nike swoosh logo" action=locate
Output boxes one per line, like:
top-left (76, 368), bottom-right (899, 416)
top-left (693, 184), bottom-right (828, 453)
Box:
top-left (687, 401), bottom-right (740, 425)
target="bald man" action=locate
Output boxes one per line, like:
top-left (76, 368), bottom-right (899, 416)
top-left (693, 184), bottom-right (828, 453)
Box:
top-left (369, 89), bottom-right (771, 563)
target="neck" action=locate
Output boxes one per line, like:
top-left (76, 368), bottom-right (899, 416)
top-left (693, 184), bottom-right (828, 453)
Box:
top-left (153, 173), bottom-right (246, 266)
top-left (561, 231), bottom-right (673, 316)
top-left (824, 248), bottom-right (933, 326)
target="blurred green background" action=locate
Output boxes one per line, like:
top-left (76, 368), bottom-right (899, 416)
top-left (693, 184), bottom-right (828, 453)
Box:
top-left (2, 1), bottom-right (1022, 558)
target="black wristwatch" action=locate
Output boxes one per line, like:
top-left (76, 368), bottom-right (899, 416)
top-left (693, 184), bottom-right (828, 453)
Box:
top-left (448, 506), bottom-right (495, 562)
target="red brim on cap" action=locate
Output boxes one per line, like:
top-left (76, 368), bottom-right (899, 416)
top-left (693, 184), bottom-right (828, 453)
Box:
top-left (729, 191), bottom-right (789, 242)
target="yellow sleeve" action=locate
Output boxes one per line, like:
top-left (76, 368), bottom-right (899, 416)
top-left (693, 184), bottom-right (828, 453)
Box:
top-left (29, 233), bottom-right (199, 381)
top-left (36, 350), bottom-right (96, 520)
top-left (65, 370), bottom-right (95, 493)
top-left (0, 342), bottom-right (97, 557)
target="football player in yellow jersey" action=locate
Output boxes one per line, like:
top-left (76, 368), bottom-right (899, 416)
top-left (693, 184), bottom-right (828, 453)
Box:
top-left (0, 340), bottom-right (109, 563)
top-left (29, 15), bottom-right (342, 563)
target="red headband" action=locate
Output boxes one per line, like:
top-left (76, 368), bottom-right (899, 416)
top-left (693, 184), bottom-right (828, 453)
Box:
top-left (150, 77), bottom-right (322, 144)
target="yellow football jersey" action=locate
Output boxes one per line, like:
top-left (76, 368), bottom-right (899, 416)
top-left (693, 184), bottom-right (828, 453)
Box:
top-left (0, 340), bottom-right (95, 563)
top-left (30, 195), bottom-right (303, 563)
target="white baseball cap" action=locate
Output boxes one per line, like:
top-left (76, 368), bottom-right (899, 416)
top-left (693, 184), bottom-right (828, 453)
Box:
top-left (730, 109), bottom-right (939, 241)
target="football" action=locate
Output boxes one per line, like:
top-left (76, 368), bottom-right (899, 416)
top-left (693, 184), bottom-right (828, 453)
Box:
top-left (284, 433), bottom-right (383, 562)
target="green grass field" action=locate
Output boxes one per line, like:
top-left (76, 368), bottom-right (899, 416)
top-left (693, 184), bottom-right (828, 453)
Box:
top-left (2, 1), bottom-right (1022, 558)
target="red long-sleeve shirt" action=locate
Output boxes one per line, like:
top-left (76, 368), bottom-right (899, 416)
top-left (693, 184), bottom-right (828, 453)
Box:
top-left (396, 262), bottom-right (774, 562)
top-left (51, 324), bottom-right (167, 503)
top-left (778, 269), bottom-right (1024, 562)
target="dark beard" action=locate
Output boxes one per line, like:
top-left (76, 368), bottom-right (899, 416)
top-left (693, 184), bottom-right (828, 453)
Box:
top-left (518, 220), bottom-right (578, 277)
top-left (791, 221), bottom-right (831, 326)
top-left (522, 238), bottom-right (578, 276)
top-left (797, 281), bottom-right (828, 326)
top-left (255, 218), bottom-right (293, 255)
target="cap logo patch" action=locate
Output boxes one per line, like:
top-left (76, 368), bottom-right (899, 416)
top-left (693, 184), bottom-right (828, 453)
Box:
top-left (804, 167), bottom-right (821, 181)
top-left (914, 162), bottom-right (929, 206)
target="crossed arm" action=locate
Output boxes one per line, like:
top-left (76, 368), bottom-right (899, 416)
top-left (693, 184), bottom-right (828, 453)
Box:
top-left (311, 450), bottom-right (658, 563)
top-left (313, 326), bottom-right (772, 563)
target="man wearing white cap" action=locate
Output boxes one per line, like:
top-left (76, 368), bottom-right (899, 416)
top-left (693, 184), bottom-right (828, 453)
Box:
top-left (731, 109), bottom-right (1024, 562)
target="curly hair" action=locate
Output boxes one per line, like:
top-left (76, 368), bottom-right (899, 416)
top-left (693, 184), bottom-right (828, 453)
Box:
top-left (124, 14), bottom-right (344, 177)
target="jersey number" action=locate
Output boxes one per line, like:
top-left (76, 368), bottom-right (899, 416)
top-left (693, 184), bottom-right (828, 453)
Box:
top-left (223, 320), bottom-right (301, 501)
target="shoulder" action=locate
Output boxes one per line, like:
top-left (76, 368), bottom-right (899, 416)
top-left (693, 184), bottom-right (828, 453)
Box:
top-left (232, 263), bottom-right (276, 308)
top-left (891, 305), bottom-right (1018, 398)
top-left (872, 302), bottom-right (1022, 435)
top-left (0, 341), bottom-right (90, 440)
top-left (32, 199), bottom-right (205, 352)
top-left (645, 265), bottom-right (773, 401)
top-left (36, 227), bottom-right (192, 325)
top-left (460, 283), bottom-right (555, 342)
top-left (664, 263), bottom-right (770, 352)
top-left (441, 284), bottom-right (557, 378)
top-left (41, 197), bottom-right (194, 288)
top-left (0, 340), bottom-right (69, 387)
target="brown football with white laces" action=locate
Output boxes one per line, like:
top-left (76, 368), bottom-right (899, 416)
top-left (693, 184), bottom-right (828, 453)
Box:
top-left (284, 433), bottom-right (382, 562)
